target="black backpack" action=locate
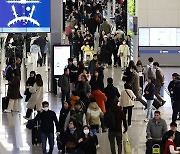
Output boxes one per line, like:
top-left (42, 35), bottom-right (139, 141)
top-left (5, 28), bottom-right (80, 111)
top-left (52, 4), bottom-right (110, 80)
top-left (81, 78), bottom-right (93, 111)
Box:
top-left (104, 109), bottom-right (116, 129)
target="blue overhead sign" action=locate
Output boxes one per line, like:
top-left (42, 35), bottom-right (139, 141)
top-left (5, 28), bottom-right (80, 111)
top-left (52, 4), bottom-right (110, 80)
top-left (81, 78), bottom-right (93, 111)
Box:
top-left (139, 50), bottom-right (180, 54)
top-left (0, 0), bottom-right (50, 32)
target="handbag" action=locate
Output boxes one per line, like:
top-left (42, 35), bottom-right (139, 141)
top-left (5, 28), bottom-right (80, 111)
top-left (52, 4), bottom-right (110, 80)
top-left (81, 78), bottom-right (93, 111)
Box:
top-left (123, 132), bottom-right (132, 154)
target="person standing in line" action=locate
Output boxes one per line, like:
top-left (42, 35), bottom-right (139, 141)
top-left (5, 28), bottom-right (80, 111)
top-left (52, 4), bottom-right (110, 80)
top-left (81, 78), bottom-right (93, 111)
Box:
top-left (34, 101), bottom-right (60, 154)
top-left (30, 40), bottom-right (42, 72)
top-left (117, 40), bottom-right (130, 71)
top-left (58, 68), bottom-right (70, 104)
top-left (120, 83), bottom-right (136, 127)
top-left (144, 77), bottom-right (155, 122)
top-left (153, 62), bottom-right (166, 106)
top-left (4, 69), bottom-right (20, 113)
top-left (24, 74), bottom-right (43, 119)
top-left (108, 98), bottom-right (128, 154)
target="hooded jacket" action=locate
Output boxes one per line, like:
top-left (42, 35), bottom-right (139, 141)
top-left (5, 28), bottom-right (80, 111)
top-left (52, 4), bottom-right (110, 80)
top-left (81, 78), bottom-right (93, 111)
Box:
top-left (90, 90), bottom-right (107, 113)
top-left (86, 102), bottom-right (103, 125)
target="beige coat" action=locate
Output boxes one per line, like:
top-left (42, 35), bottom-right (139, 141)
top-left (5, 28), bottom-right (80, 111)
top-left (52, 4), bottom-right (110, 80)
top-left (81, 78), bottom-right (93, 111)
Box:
top-left (117, 44), bottom-right (130, 57)
top-left (26, 83), bottom-right (43, 110)
top-left (86, 102), bottom-right (104, 125)
top-left (120, 89), bottom-right (136, 107)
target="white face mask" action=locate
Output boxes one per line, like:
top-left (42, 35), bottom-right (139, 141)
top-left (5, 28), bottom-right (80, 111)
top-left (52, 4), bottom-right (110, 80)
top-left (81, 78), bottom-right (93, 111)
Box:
top-left (42, 107), bottom-right (49, 111)
top-left (83, 129), bottom-right (89, 135)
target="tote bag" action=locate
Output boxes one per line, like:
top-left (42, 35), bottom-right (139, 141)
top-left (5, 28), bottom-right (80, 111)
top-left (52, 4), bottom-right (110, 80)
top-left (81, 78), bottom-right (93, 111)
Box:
top-left (123, 132), bottom-right (132, 154)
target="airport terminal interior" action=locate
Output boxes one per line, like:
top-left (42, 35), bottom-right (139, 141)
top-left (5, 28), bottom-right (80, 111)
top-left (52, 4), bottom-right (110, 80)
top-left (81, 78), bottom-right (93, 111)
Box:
top-left (1, 0), bottom-right (180, 154)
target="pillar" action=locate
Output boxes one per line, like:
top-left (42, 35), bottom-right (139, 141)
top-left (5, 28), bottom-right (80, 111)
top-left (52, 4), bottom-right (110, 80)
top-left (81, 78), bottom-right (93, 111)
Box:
top-left (50, 0), bottom-right (63, 93)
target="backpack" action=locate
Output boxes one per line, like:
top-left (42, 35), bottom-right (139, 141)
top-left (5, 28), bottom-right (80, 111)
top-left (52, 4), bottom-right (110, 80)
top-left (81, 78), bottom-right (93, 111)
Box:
top-left (104, 109), bottom-right (116, 129)
top-left (147, 65), bottom-right (155, 78)
top-left (3, 65), bottom-right (12, 79)
top-left (58, 75), bottom-right (63, 87)
top-left (94, 14), bottom-right (100, 22)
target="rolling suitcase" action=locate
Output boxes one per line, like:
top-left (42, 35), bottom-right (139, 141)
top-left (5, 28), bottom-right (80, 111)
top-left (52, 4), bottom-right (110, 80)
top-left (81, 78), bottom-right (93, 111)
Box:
top-left (153, 99), bottom-right (161, 110)
top-left (32, 120), bottom-right (41, 146)
top-left (2, 84), bottom-right (9, 112)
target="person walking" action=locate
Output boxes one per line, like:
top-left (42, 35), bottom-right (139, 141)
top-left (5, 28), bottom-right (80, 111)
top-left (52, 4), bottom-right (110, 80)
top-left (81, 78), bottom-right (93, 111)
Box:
top-left (153, 62), bottom-right (166, 106)
top-left (117, 40), bottom-right (130, 70)
top-left (120, 83), bottom-right (136, 127)
top-left (104, 77), bottom-right (120, 110)
top-left (78, 125), bottom-right (97, 154)
top-left (107, 98), bottom-right (128, 154)
top-left (24, 74), bottom-right (43, 119)
top-left (86, 98), bottom-right (104, 148)
top-left (144, 77), bottom-right (155, 122)
top-left (4, 69), bottom-right (20, 113)
top-left (34, 101), bottom-right (60, 154)
top-left (30, 40), bottom-right (42, 72)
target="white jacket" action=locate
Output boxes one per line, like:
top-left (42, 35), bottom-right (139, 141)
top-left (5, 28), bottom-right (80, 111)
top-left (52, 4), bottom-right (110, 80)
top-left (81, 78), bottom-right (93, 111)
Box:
top-left (30, 44), bottom-right (42, 58)
top-left (27, 83), bottom-right (43, 110)
top-left (120, 89), bottom-right (136, 107)
top-left (117, 44), bottom-right (130, 57)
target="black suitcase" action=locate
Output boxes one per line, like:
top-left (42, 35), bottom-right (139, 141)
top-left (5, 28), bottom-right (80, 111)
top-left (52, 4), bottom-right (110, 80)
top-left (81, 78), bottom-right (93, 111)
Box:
top-left (146, 139), bottom-right (163, 154)
top-left (153, 99), bottom-right (161, 109)
top-left (2, 84), bottom-right (9, 112)
top-left (32, 121), bottom-right (41, 145)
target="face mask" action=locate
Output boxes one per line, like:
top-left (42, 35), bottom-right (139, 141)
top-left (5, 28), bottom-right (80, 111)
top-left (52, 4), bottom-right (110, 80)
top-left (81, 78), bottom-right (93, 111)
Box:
top-left (83, 129), bottom-right (89, 135)
top-left (42, 107), bottom-right (49, 111)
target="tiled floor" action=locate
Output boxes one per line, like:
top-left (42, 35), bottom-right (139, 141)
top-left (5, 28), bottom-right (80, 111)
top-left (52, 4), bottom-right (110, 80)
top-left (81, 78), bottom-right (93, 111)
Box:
top-left (0, 56), bottom-right (180, 154)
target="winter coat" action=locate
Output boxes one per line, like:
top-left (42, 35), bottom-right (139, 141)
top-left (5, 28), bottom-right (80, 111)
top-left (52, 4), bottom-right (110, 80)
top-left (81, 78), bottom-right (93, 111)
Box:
top-left (120, 89), bottom-right (136, 107)
top-left (25, 76), bottom-right (36, 102)
top-left (86, 102), bottom-right (103, 125)
top-left (99, 21), bottom-right (111, 35)
top-left (88, 59), bottom-right (97, 74)
top-left (8, 76), bottom-right (20, 99)
top-left (100, 40), bottom-right (112, 63)
top-left (70, 95), bottom-right (80, 110)
top-left (146, 118), bottom-right (167, 139)
top-left (90, 90), bottom-right (107, 113)
top-left (66, 63), bottom-right (78, 83)
top-left (76, 81), bottom-right (91, 96)
top-left (59, 74), bottom-right (70, 92)
top-left (59, 108), bottom-right (70, 132)
top-left (155, 68), bottom-right (165, 87)
top-left (117, 44), bottom-right (130, 57)
top-left (104, 84), bottom-right (120, 109)
top-left (90, 76), bottom-right (104, 92)
top-left (26, 83), bottom-right (43, 111)
top-left (144, 83), bottom-right (155, 100)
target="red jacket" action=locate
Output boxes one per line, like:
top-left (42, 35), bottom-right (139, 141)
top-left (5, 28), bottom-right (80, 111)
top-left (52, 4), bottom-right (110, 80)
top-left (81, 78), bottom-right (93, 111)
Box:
top-left (164, 139), bottom-right (177, 154)
top-left (90, 90), bottom-right (107, 113)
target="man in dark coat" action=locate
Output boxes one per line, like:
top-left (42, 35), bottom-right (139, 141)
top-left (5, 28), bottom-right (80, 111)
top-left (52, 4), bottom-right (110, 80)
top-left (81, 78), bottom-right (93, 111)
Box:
top-left (104, 77), bottom-right (120, 110)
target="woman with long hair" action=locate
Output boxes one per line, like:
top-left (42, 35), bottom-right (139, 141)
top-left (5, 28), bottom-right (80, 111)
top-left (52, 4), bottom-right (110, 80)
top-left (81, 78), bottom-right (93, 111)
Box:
top-left (24, 74), bottom-right (43, 119)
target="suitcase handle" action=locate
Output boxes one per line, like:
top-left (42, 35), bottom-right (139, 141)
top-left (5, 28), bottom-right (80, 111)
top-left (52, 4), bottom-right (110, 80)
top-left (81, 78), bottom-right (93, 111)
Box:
top-left (5, 83), bottom-right (8, 97)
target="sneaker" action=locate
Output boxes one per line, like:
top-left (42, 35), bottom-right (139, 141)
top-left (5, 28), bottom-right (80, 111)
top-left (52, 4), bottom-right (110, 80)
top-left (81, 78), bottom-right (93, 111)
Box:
top-left (113, 64), bottom-right (117, 67)
top-left (144, 119), bottom-right (149, 122)
top-left (96, 144), bottom-right (100, 149)
top-left (4, 110), bottom-right (11, 113)
top-left (128, 125), bottom-right (132, 127)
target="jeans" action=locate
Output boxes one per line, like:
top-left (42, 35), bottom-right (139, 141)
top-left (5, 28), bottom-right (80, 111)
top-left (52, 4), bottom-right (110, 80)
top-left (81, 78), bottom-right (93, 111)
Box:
top-left (90, 125), bottom-right (99, 145)
top-left (41, 133), bottom-right (54, 154)
top-left (123, 106), bottom-right (133, 126)
top-left (146, 100), bottom-right (153, 119)
top-left (108, 131), bottom-right (122, 154)
top-left (61, 90), bottom-right (70, 104)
